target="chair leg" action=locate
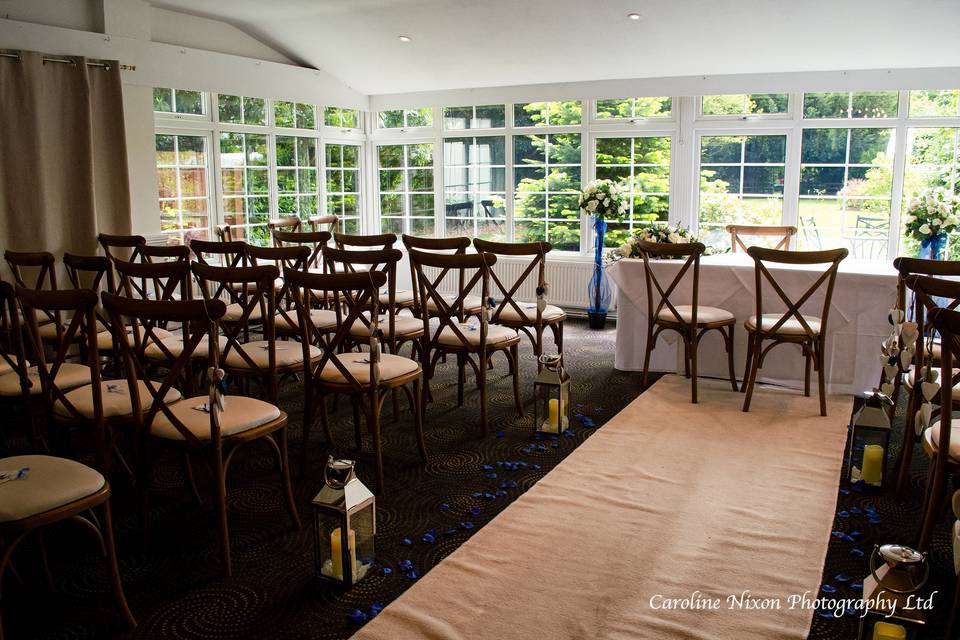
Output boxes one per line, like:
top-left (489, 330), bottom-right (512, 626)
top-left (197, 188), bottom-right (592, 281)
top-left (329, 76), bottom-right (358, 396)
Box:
top-left (945, 572), bottom-right (960, 640)
top-left (741, 331), bottom-right (754, 393)
top-left (478, 353), bottom-right (488, 438)
top-left (184, 452), bottom-right (203, 505)
top-left (212, 450), bottom-right (232, 577)
top-left (278, 427), bottom-right (301, 530)
top-left (742, 336), bottom-right (761, 412)
top-left (511, 344), bottom-right (524, 418)
top-left (412, 379), bottom-right (427, 462)
top-left (370, 392), bottom-right (385, 494)
top-left (99, 498), bottom-right (136, 631)
top-left (641, 324), bottom-right (655, 389)
top-left (725, 326), bottom-right (738, 392)
top-left (917, 452), bottom-right (946, 551)
top-left (689, 332), bottom-right (698, 404)
top-left (816, 341), bottom-right (827, 417)
top-left (683, 339), bottom-right (691, 379)
top-left (352, 396), bottom-right (363, 451)
top-left (895, 389), bottom-right (920, 494)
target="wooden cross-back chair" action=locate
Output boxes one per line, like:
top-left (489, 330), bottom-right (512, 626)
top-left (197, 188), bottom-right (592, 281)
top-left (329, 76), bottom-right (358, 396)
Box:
top-left (890, 259), bottom-right (960, 494)
top-left (334, 233), bottom-right (397, 251)
top-left (189, 239), bottom-right (247, 269)
top-left (401, 234), bottom-right (482, 318)
top-left (139, 244), bottom-right (191, 264)
top-left (97, 233), bottom-right (145, 264)
top-left (62, 254), bottom-right (119, 360)
top-left (409, 249), bottom-right (522, 436)
top-left (114, 258), bottom-right (190, 335)
top-left (0, 281), bottom-right (40, 450)
top-left (101, 292), bottom-right (300, 577)
top-left (635, 239), bottom-right (738, 403)
top-left (285, 268), bottom-right (425, 492)
top-left (273, 229), bottom-right (331, 273)
top-left (214, 224), bottom-right (233, 243)
top-left (192, 263), bottom-right (320, 405)
top-left (473, 238), bottom-right (566, 366)
top-left (4, 251), bottom-right (62, 345)
top-left (268, 216), bottom-right (302, 243)
top-left (919, 305), bottom-right (960, 554)
top-left (245, 244), bottom-right (311, 340)
top-left (741, 246), bottom-right (847, 416)
top-left (726, 224), bottom-right (797, 253)
top-left (309, 214), bottom-right (339, 233)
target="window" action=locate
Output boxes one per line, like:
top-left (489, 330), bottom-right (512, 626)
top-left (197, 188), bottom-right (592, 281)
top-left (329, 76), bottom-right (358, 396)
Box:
top-left (803, 92), bottom-right (898, 119)
top-left (156, 134), bottom-right (210, 244)
top-left (798, 128), bottom-right (895, 256)
top-left (698, 134), bottom-right (787, 249)
top-left (443, 136), bottom-right (507, 240)
top-left (325, 143), bottom-right (362, 233)
top-left (324, 106), bottom-right (361, 129)
top-left (218, 94), bottom-right (267, 125)
top-left (909, 90), bottom-right (960, 118)
top-left (274, 101), bottom-right (316, 129)
top-left (513, 133), bottom-right (582, 250)
top-left (595, 136), bottom-right (671, 247)
top-left (701, 94), bottom-right (788, 116)
top-left (378, 144), bottom-right (435, 236)
top-left (219, 132), bottom-right (270, 245)
top-left (276, 136), bottom-right (318, 219)
top-left (153, 88), bottom-right (205, 115)
top-left (513, 101), bottom-right (582, 127)
top-left (377, 108), bottom-right (433, 129)
top-left (595, 97), bottom-right (672, 120)
top-left (902, 127), bottom-right (960, 255)
top-left (443, 105), bottom-right (506, 130)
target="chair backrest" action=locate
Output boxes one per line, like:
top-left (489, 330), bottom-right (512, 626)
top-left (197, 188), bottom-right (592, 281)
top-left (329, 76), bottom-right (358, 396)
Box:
top-left (334, 233), bottom-right (397, 251)
top-left (285, 268), bottom-right (385, 392)
top-left (63, 254), bottom-right (116, 331)
top-left (6, 250), bottom-right (60, 328)
top-left (309, 214), bottom-right (339, 233)
top-left (114, 259), bottom-right (191, 303)
top-left (799, 217), bottom-right (822, 250)
top-left (97, 233), bottom-right (146, 263)
top-left (16, 286), bottom-right (100, 422)
top-left (727, 224), bottom-right (797, 253)
top-left (893, 257), bottom-right (960, 318)
top-left (247, 244), bottom-right (310, 331)
top-left (0, 281), bottom-right (29, 396)
top-left (409, 249), bottom-right (495, 350)
top-left (269, 216), bottom-right (303, 244)
top-left (273, 230), bottom-right (331, 272)
top-left (139, 244), bottom-right (191, 263)
top-left (191, 263), bottom-right (279, 381)
top-left (472, 239), bottom-right (552, 326)
top-left (324, 247), bottom-right (403, 346)
top-left (634, 239), bottom-right (707, 326)
top-left (189, 239), bottom-right (247, 268)
top-left (746, 246), bottom-right (848, 339)
top-left (904, 275), bottom-right (960, 373)
top-left (214, 224), bottom-right (233, 243)
top-left (102, 292), bottom-right (227, 447)
top-left (402, 235), bottom-right (471, 315)
top-left (930, 307), bottom-right (960, 474)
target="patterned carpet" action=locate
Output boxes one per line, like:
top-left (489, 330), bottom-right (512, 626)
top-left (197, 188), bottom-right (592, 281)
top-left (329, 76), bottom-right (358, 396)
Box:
top-left (0, 321), bottom-right (955, 639)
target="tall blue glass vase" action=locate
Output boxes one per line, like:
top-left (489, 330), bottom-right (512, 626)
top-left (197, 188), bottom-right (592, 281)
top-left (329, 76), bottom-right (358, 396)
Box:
top-left (586, 217), bottom-right (611, 329)
top-left (919, 233), bottom-right (946, 261)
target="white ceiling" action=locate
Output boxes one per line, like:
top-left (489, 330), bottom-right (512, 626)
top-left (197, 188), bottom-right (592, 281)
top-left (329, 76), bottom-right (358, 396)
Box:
top-left (147, 0), bottom-right (960, 96)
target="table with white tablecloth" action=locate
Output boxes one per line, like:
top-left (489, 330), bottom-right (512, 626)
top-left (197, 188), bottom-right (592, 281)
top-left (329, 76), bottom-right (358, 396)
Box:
top-left (606, 253), bottom-right (899, 394)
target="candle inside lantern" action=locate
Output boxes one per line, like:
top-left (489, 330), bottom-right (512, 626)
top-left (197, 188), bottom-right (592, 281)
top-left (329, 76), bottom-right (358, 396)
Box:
top-left (330, 527), bottom-right (357, 580)
top-left (861, 444), bottom-right (884, 486)
top-left (871, 621), bottom-right (906, 640)
top-left (540, 398), bottom-right (559, 433)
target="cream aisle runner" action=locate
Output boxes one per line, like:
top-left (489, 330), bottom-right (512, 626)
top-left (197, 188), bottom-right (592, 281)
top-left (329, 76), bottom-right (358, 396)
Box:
top-left (354, 376), bottom-right (850, 640)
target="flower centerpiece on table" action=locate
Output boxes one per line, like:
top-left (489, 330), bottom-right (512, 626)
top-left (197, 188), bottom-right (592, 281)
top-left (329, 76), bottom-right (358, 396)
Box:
top-left (608, 225), bottom-right (699, 261)
top-left (579, 179), bottom-right (628, 329)
top-left (903, 187), bottom-right (960, 260)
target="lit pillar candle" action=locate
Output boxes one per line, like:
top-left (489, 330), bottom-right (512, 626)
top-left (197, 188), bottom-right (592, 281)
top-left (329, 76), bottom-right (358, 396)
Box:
top-left (861, 444), bottom-right (884, 486)
top-left (330, 527), bottom-right (357, 580)
top-left (872, 621), bottom-right (907, 639)
top-left (546, 399), bottom-right (560, 433)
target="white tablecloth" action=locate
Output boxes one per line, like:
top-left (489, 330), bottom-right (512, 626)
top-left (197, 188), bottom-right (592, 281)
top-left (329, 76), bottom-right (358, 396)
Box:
top-left (607, 253), bottom-right (898, 394)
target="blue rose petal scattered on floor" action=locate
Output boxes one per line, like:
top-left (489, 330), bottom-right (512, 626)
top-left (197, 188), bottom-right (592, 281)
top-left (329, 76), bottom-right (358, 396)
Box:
top-left (486, 472), bottom-right (497, 479)
top-left (470, 506), bottom-right (481, 516)
top-left (422, 533), bottom-right (435, 544)
top-left (831, 530), bottom-right (846, 539)
top-left (400, 538), bottom-right (412, 546)
top-left (532, 464), bottom-right (541, 470)
top-left (849, 507), bottom-right (861, 514)
top-left (816, 609), bottom-right (835, 619)
top-left (382, 567), bottom-right (392, 575)
top-left (472, 492), bottom-right (483, 499)
top-left (398, 560), bottom-right (413, 571)
top-left (836, 511), bottom-right (849, 518)
top-left (461, 521), bottom-right (474, 530)
top-left (495, 431), bottom-right (505, 438)
top-left (439, 503), bottom-right (450, 511)
top-left (350, 610), bottom-right (366, 624)
top-left (834, 574), bottom-right (852, 584)
top-left (851, 582), bottom-right (863, 591)
top-left (370, 602), bottom-right (384, 614)
top-left (444, 527), bottom-right (458, 536)
top-left (849, 548), bottom-right (865, 558)
top-left (406, 570), bottom-right (420, 580)
top-left (821, 584), bottom-right (837, 594)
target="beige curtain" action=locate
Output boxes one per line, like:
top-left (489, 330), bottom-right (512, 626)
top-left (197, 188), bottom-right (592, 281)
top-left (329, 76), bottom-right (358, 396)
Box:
top-left (0, 50), bottom-right (131, 263)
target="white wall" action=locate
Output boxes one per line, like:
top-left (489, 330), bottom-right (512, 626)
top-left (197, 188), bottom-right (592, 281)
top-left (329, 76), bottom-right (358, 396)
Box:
top-left (0, 0), bottom-right (103, 32)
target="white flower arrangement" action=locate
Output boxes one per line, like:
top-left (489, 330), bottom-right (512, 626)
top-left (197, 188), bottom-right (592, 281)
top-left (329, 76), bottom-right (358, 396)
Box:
top-left (903, 186), bottom-right (960, 242)
top-left (579, 179), bottom-right (628, 222)
top-left (608, 225), bottom-right (700, 261)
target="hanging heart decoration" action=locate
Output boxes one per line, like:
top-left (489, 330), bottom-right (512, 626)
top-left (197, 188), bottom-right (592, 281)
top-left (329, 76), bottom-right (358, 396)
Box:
top-left (888, 308), bottom-right (905, 325)
top-left (920, 401), bottom-right (933, 429)
top-left (921, 380), bottom-right (941, 402)
top-left (915, 410), bottom-right (926, 436)
top-left (900, 350), bottom-right (913, 369)
top-left (880, 382), bottom-right (895, 397)
top-left (883, 364), bottom-right (899, 381)
top-left (901, 321), bottom-right (919, 344)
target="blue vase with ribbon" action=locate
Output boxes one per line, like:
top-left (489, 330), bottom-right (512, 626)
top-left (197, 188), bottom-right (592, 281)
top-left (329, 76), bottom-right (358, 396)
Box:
top-left (919, 233), bottom-right (947, 261)
top-left (587, 216), bottom-right (611, 329)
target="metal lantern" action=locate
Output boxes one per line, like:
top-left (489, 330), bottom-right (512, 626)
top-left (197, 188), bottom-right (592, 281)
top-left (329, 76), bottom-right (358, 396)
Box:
top-left (856, 544), bottom-right (930, 639)
top-left (534, 354), bottom-right (570, 435)
top-left (312, 457), bottom-right (375, 586)
top-left (847, 390), bottom-right (893, 488)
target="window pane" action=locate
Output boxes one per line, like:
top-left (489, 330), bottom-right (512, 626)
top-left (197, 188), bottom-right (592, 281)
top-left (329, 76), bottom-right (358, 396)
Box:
top-left (444, 106), bottom-right (472, 130)
top-left (406, 108), bottom-right (433, 127)
top-left (902, 127), bottom-right (960, 256)
top-left (275, 100), bottom-right (295, 128)
top-left (909, 90), bottom-right (960, 117)
top-left (157, 134), bottom-right (210, 245)
top-left (220, 132), bottom-right (271, 245)
top-left (275, 135), bottom-right (318, 219)
top-left (218, 94), bottom-right (243, 123)
top-left (474, 105), bottom-right (505, 128)
top-left (514, 133), bottom-right (581, 249)
top-left (803, 92), bottom-right (898, 119)
top-left (699, 134), bottom-right (787, 250)
top-left (595, 136), bottom-right (671, 247)
top-left (153, 88), bottom-right (173, 112)
top-left (377, 143), bottom-right (435, 236)
top-left (444, 136), bottom-right (507, 239)
top-left (443, 104), bottom-right (506, 130)
top-left (326, 143), bottom-right (362, 233)
top-left (243, 97), bottom-right (266, 125)
top-left (296, 103), bottom-right (316, 129)
top-left (513, 101), bottom-right (582, 127)
top-left (175, 90), bottom-right (204, 115)
top-left (702, 94), bottom-right (788, 116)
top-left (596, 96), bottom-right (672, 119)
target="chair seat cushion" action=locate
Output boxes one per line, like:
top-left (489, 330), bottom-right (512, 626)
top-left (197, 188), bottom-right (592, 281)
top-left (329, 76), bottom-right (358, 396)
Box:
top-left (54, 380), bottom-right (182, 419)
top-left (144, 336), bottom-right (229, 361)
top-left (381, 289), bottom-right (414, 306)
top-left (151, 395), bottom-right (282, 441)
top-left (0, 455), bottom-right (105, 523)
top-left (275, 309), bottom-right (338, 333)
top-left (657, 305), bottom-right (733, 325)
top-left (0, 360), bottom-right (12, 377)
top-left (350, 314), bottom-right (423, 338)
top-left (437, 323), bottom-right (518, 347)
top-left (745, 313), bottom-right (821, 336)
top-left (426, 295), bottom-right (483, 314)
top-left (0, 363), bottom-right (91, 397)
top-left (926, 418), bottom-right (960, 463)
top-left (97, 326), bottom-right (173, 351)
top-left (496, 302), bottom-right (566, 324)
top-left (223, 301), bottom-right (263, 322)
top-left (318, 352), bottom-right (419, 385)
top-left (223, 340), bottom-right (321, 369)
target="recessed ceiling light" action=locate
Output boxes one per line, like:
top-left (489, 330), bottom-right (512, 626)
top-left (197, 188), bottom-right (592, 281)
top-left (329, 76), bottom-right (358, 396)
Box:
top-left (398, 35), bottom-right (412, 42)
top-left (627, 12), bottom-right (641, 20)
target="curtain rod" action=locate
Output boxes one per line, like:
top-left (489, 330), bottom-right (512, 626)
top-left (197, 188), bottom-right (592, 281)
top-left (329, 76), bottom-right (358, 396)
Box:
top-left (0, 52), bottom-right (133, 71)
